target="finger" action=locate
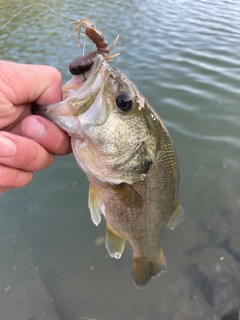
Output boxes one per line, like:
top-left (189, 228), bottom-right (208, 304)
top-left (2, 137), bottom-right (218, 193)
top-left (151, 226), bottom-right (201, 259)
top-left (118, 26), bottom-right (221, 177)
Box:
top-left (0, 164), bottom-right (33, 191)
top-left (19, 115), bottom-right (72, 155)
top-left (0, 133), bottom-right (54, 172)
top-left (0, 61), bottom-right (62, 106)
top-left (0, 189), bottom-right (9, 195)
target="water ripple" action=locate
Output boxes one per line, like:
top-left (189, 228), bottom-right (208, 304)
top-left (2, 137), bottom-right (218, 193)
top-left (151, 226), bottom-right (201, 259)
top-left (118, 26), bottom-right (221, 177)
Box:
top-left (1, 0), bottom-right (240, 162)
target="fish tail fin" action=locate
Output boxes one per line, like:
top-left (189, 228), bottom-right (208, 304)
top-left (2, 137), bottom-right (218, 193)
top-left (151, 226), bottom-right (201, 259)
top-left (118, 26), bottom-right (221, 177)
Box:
top-left (132, 249), bottom-right (167, 289)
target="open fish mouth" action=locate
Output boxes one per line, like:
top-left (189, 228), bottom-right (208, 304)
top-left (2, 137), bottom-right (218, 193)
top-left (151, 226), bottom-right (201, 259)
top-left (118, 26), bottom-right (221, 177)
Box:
top-left (62, 54), bottom-right (106, 99)
top-left (33, 55), bottom-right (108, 133)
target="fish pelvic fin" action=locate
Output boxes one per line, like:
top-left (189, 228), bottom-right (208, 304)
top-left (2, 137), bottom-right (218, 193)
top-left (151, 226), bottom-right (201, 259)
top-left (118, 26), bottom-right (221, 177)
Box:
top-left (106, 225), bottom-right (126, 259)
top-left (88, 184), bottom-right (104, 226)
top-left (132, 249), bottom-right (167, 289)
top-left (166, 203), bottom-right (184, 230)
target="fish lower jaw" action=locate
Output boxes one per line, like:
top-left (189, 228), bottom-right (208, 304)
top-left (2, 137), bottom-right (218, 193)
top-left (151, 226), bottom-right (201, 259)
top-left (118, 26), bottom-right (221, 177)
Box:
top-left (70, 133), bottom-right (84, 142)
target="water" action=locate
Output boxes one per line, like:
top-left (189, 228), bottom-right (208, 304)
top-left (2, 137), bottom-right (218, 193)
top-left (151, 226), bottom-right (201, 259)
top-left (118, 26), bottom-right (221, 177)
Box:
top-left (0, 0), bottom-right (240, 319)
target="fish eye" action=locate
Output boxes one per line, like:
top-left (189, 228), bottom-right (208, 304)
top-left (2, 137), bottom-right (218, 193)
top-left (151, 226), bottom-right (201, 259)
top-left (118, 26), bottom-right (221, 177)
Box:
top-left (116, 93), bottom-right (133, 112)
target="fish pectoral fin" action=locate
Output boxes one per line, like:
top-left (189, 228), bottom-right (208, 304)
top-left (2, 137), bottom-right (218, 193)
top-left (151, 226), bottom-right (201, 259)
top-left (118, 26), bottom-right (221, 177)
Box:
top-left (132, 249), bottom-right (167, 289)
top-left (106, 225), bottom-right (126, 259)
top-left (88, 184), bottom-right (104, 226)
top-left (110, 183), bottom-right (143, 208)
top-left (166, 203), bottom-right (184, 230)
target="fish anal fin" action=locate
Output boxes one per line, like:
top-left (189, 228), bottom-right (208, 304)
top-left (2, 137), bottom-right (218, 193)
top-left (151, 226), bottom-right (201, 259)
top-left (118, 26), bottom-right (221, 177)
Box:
top-left (132, 249), bottom-right (167, 289)
top-left (106, 225), bottom-right (126, 259)
top-left (110, 183), bottom-right (143, 208)
top-left (88, 184), bottom-right (104, 226)
top-left (167, 203), bottom-right (184, 230)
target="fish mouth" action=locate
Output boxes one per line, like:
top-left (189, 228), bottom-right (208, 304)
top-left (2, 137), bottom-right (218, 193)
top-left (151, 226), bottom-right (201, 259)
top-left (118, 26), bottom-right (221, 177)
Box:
top-left (33, 55), bottom-right (108, 134)
top-left (62, 54), bottom-right (106, 99)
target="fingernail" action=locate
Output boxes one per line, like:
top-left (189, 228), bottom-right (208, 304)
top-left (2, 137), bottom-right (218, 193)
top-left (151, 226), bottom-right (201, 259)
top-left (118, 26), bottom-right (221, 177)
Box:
top-left (23, 118), bottom-right (45, 139)
top-left (0, 136), bottom-right (17, 157)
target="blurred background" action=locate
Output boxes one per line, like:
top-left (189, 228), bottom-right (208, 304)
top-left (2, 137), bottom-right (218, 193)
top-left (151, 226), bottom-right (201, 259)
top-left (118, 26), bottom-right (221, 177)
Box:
top-left (0, 0), bottom-right (240, 319)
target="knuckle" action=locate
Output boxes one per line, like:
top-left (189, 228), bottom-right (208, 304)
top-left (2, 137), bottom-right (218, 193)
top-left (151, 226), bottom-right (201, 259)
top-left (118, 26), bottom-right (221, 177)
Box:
top-left (51, 132), bottom-right (67, 153)
top-left (43, 128), bottom-right (70, 155)
top-left (27, 145), bottom-right (41, 168)
top-left (47, 66), bottom-right (62, 85)
top-left (53, 132), bottom-right (71, 155)
top-left (16, 172), bottom-right (33, 188)
top-left (0, 165), bottom-right (33, 189)
top-left (27, 144), bottom-right (53, 171)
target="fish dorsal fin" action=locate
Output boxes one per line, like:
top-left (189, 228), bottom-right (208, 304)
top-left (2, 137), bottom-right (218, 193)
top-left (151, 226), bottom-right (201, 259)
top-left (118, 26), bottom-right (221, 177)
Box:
top-left (110, 183), bottom-right (143, 208)
top-left (88, 184), bottom-right (104, 226)
top-left (166, 203), bottom-right (184, 230)
top-left (106, 225), bottom-right (126, 259)
top-left (132, 249), bottom-right (167, 289)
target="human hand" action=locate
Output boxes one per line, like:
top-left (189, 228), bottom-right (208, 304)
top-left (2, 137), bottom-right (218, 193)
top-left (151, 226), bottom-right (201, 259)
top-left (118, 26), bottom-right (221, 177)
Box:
top-left (0, 61), bottom-right (71, 195)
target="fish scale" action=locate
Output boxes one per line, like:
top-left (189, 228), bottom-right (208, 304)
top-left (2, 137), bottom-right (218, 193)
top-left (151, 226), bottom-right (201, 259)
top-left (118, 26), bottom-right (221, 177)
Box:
top-left (34, 54), bottom-right (183, 289)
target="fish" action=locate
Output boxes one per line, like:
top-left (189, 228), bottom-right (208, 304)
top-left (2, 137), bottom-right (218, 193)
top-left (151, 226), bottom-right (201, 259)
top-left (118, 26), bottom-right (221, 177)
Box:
top-left (34, 54), bottom-right (183, 288)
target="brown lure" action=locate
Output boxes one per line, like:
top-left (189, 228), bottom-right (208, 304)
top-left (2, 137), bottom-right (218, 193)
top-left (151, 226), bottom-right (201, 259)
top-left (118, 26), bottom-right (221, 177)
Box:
top-left (68, 19), bottom-right (120, 75)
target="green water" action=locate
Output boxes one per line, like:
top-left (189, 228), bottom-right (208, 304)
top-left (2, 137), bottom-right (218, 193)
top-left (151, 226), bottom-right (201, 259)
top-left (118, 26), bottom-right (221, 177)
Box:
top-left (0, 1), bottom-right (240, 319)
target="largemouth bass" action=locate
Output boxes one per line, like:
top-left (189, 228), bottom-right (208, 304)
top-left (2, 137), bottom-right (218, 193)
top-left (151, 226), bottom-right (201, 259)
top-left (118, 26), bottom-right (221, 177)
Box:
top-left (35, 54), bottom-right (183, 288)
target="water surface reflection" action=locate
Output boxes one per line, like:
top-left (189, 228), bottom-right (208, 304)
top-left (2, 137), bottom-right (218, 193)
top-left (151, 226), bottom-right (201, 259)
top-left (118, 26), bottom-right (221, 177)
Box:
top-left (0, 0), bottom-right (240, 319)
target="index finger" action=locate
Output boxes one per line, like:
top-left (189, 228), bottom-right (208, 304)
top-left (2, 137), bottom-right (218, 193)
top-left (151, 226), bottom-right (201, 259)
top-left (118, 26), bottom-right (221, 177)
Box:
top-left (0, 61), bottom-right (62, 106)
